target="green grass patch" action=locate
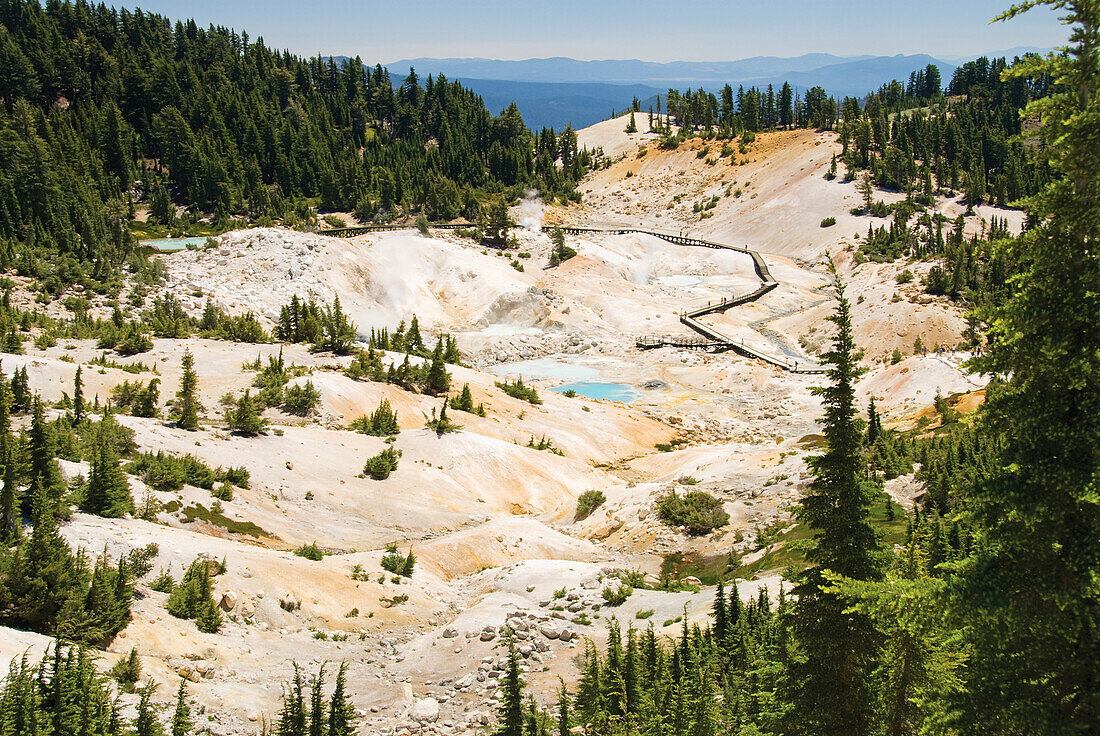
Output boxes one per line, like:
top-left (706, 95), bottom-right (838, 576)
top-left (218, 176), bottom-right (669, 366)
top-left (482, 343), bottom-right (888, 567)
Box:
top-left (180, 503), bottom-right (273, 539)
top-left (726, 499), bottom-right (908, 579)
top-left (661, 550), bottom-right (742, 585)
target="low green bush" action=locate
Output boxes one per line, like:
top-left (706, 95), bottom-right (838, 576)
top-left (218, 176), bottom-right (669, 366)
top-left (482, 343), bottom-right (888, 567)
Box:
top-left (656, 490), bottom-right (730, 535)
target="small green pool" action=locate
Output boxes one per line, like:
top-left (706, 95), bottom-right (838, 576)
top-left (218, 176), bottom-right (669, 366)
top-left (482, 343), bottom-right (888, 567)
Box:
top-left (140, 236), bottom-right (211, 252)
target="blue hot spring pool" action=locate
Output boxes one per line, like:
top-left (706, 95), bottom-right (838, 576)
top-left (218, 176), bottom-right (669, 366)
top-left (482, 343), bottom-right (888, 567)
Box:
top-left (550, 382), bottom-right (640, 403)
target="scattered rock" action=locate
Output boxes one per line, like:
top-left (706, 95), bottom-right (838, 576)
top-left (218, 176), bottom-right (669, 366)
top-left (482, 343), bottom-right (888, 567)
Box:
top-left (410, 697), bottom-right (440, 725)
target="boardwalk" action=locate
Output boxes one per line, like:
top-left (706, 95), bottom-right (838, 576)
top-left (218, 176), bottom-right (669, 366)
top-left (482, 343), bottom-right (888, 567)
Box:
top-left (318, 222), bottom-right (825, 374)
top-left (550, 227), bottom-right (823, 374)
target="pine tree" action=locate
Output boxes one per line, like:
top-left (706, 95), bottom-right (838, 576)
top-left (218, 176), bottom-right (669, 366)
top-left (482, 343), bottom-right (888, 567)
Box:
top-left (25, 399), bottom-right (64, 515)
top-left (425, 340), bottom-right (451, 395)
top-left (278, 666), bottom-right (308, 736)
top-left (625, 111), bottom-right (637, 133)
top-left (860, 172), bottom-right (875, 211)
top-left (134, 683), bottom-right (166, 736)
top-left (7, 484), bottom-right (77, 632)
top-left (0, 372), bottom-right (17, 542)
top-left (713, 579), bottom-right (729, 644)
top-left (173, 349), bottom-right (202, 430)
top-left (785, 266), bottom-right (884, 736)
top-left (171, 680), bottom-right (194, 736)
top-left (81, 440), bottom-right (133, 518)
top-left (328, 663), bottom-right (356, 736)
top-left (72, 365), bottom-right (85, 424)
top-left (557, 680), bottom-right (571, 736)
top-left (225, 390), bottom-right (266, 435)
top-left (496, 638), bottom-right (526, 736)
top-left (195, 597), bottom-right (223, 633)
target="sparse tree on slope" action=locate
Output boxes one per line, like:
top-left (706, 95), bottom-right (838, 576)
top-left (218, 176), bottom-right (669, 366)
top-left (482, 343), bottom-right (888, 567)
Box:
top-left (173, 349), bottom-right (202, 430)
top-left (26, 399), bottom-right (64, 515)
top-left (81, 440), bottom-right (133, 518)
top-left (72, 365), bottom-right (85, 424)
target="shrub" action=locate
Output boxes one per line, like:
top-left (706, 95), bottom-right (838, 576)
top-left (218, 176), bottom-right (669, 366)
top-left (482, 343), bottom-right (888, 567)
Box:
top-left (282, 381), bottom-right (321, 416)
top-left (496, 377), bottom-right (541, 405)
top-left (364, 447), bottom-right (401, 479)
top-left (656, 490), bottom-right (730, 535)
top-left (380, 543), bottom-right (416, 577)
top-left (425, 404), bottom-right (461, 435)
top-left (166, 559), bottom-right (222, 632)
top-left (211, 482), bottom-right (234, 502)
top-left (125, 451), bottom-right (216, 491)
top-left (601, 583), bottom-right (633, 606)
top-left (294, 542), bottom-right (325, 561)
top-left (224, 390), bottom-right (267, 435)
top-left (350, 398), bottom-right (401, 436)
top-left (574, 490), bottom-right (607, 521)
top-left (149, 569), bottom-right (176, 593)
top-left (449, 384), bottom-right (486, 417)
top-left (125, 452), bottom-right (247, 492)
top-left (896, 269), bottom-right (914, 284)
top-left (820, 217), bottom-right (837, 228)
top-left (109, 649), bottom-right (142, 691)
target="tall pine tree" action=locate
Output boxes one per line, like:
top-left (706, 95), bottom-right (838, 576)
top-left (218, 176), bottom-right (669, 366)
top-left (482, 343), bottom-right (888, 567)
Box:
top-left (785, 266), bottom-right (884, 736)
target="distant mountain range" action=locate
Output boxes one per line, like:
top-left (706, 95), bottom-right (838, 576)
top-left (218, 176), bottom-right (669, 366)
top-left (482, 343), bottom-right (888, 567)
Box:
top-left (338, 48), bottom-right (1052, 130)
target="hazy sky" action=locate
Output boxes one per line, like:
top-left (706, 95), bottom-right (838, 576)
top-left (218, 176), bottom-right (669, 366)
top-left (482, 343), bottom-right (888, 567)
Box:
top-left (129, 1), bottom-right (1068, 63)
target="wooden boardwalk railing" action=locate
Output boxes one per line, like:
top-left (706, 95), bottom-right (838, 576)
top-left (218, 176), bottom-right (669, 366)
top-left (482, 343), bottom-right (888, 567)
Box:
top-left (318, 222), bottom-right (824, 374)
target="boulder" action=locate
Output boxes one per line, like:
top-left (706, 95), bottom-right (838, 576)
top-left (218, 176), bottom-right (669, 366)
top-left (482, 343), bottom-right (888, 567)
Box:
top-left (218, 591), bottom-right (237, 612)
top-left (409, 698), bottom-right (439, 723)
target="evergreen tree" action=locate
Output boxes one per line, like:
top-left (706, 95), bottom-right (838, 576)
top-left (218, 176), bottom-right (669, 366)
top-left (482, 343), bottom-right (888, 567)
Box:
top-left (625, 111), bottom-right (637, 133)
top-left (72, 366), bottom-right (85, 424)
top-left (134, 683), bottom-right (166, 736)
top-left (173, 349), bottom-right (202, 431)
top-left (0, 372), bottom-right (17, 542)
top-left (497, 638), bottom-right (526, 736)
top-left (425, 340), bottom-right (451, 395)
top-left (328, 663), bottom-right (356, 736)
top-left (81, 440), bottom-right (133, 518)
top-left (6, 485), bottom-right (78, 633)
top-left (171, 681), bottom-right (194, 736)
top-left (314, 295), bottom-right (357, 355)
top-left (785, 266), bottom-right (884, 736)
top-left (225, 390), bottom-right (266, 436)
top-left (25, 399), bottom-right (64, 515)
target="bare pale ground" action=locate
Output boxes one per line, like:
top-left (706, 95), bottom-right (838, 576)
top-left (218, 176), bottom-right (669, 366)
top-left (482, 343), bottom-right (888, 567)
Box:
top-left (0, 118), bottom-right (997, 734)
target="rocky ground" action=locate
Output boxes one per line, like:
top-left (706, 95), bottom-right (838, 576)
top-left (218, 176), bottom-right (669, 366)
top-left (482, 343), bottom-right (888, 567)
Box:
top-left (0, 118), bottom-right (1004, 734)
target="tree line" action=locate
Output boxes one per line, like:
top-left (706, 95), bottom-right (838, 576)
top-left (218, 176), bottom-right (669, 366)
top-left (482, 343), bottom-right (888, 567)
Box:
top-left (0, 0), bottom-right (592, 290)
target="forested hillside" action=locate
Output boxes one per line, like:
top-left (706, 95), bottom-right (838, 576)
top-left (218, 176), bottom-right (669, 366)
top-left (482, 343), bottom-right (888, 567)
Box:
top-left (0, 0), bottom-right (584, 285)
top-left (839, 55), bottom-right (1052, 206)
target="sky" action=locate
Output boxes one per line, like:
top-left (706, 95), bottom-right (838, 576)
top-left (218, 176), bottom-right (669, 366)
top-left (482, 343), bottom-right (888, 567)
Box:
top-left (128, 0), bottom-right (1068, 63)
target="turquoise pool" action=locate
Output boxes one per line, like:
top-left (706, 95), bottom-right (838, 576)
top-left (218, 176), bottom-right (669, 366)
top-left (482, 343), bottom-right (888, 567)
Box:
top-left (140, 236), bottom-right (211, 252)
top-left (551, 382), bottom-right (640, 403)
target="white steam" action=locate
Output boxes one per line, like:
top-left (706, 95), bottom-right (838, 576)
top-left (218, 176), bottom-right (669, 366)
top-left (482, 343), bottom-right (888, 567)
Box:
top-left (518, 188), bottom-right (544, 232)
